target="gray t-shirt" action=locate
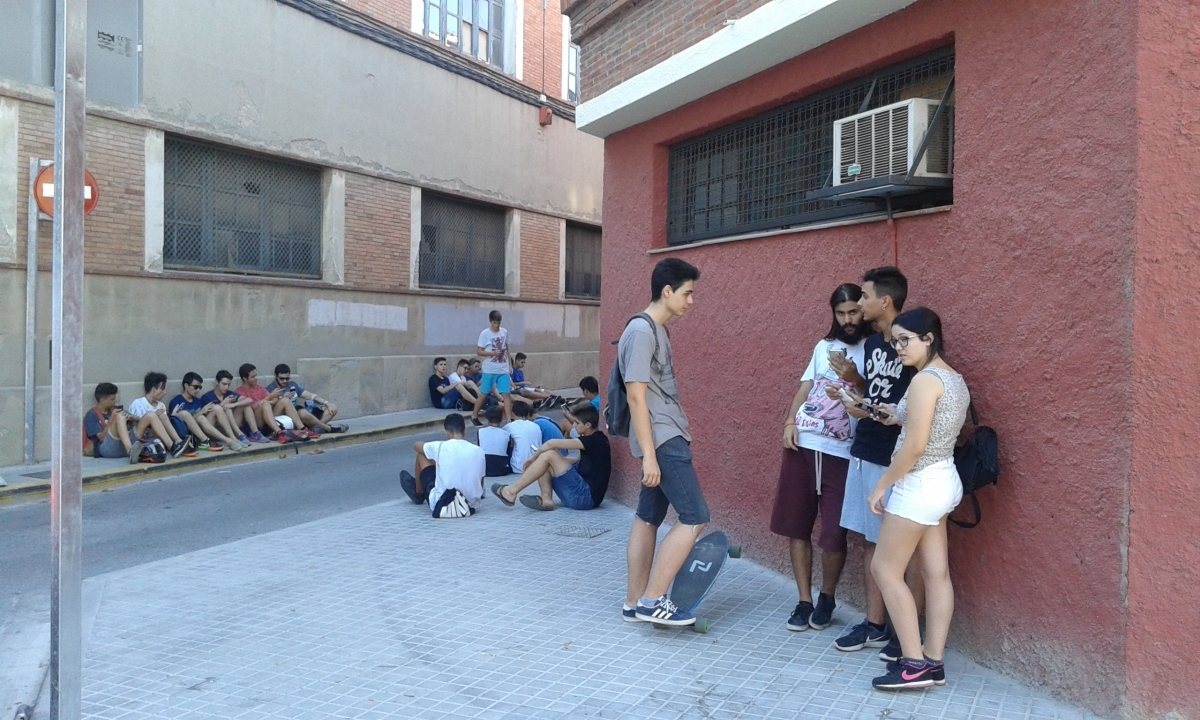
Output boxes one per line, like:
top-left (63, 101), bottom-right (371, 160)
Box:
top-left (617, 316), bottom-right (690, 458)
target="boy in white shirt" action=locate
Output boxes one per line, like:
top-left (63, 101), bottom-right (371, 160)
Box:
top-left (471, 310), bottom-right (513, 426)
top-left (478, 406), bottom-right (513, 477)
top-left (127, 371), bottom-right (192, 458)
top-left (400, 414), bottom-right (486, 518)
top-left (505, 401), bottom-right (543, 474)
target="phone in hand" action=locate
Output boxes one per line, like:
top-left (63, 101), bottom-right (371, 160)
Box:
top-left (114, 404), bottom-right (124, 411)
top-left (828, 348), bottom-right (847, 362)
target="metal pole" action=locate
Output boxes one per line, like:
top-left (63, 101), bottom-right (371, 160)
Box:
top-left (49, 0), bottom-right (87, 716)
top-left (24, 158), bottom-right (41, 466)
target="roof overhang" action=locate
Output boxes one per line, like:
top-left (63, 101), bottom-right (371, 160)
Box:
top-left (575, 0), bottom-right (922, 138)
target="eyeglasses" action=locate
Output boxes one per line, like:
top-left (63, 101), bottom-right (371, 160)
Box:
top-left (890, 334), bottom-right (922, 349)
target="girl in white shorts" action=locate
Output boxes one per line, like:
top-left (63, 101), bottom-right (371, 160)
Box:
top-left (864, 308), bottom-right (969, 692)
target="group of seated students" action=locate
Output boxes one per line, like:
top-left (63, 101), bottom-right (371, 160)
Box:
top-left (398, 399), bottom-right (611, 519)
top-left (427, 354), bottom-right (567, 416)
top-left (84, 363), bottom-right (347, 463)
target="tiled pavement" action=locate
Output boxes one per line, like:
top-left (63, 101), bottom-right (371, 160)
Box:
top-left (75, 496), bottom-right (1098, 720)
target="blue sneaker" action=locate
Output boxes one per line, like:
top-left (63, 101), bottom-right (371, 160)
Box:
top-left (635, 596), bottom-right (695, 626)
top-left (835, 619), bottom-right (891, 651)
top-left (622, 605), bottom-right (640, 623)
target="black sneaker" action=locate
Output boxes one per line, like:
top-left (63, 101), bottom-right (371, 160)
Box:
top-left (786, 602), bottom-right (814, 631)
top-left (169, 440), bottom-right (188, 458)
top-left (399, 470), bottom-right (425, 505)
top-left (835, 619), bottom-right (890, 651)
top-left (879, 633), bottom-right (902, 662)
top-left (470, 417), bottom-right (482, 427)
top-left (809, 593), bottom-right (836, 630)
top-left (886, 658), bottom-right (946, 686)
top-left (873, 658), bottom-right (939, 691)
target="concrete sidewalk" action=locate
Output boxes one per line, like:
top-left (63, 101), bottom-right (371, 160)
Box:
top-left (0, 393), bottom-right (581, 502)
top-left (47, 495), bottom-right (1097, 720)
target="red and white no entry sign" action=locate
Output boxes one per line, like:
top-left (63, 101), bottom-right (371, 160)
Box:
top-left (33, 164), bottom-right (99, 217)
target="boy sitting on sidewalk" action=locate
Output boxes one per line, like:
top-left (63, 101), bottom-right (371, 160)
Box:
top-left (400, 414), bottom-right (486, 518)
top-left (267, 364), bottom-right (348, 435)
top-left (83, 382), bottom-right (143, 463)
top-left (127, 372), bottom-right (193, 458)
top-left (505, 401), bottom-right (543, 473)
top-left (491, 404), bottom-right (611, 511)
top-left (168, 373), bottom-right (234, 452)
top-left (235, 363), bottom-right (291, 443)
top-left (200, 370), bottom-right (251, 447)
top-left (478, 406), bottom-right (513, 477)
top-left (511, 353), bottom-right (558, 408)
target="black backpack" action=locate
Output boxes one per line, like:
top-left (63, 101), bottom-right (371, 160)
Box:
top-left (951, 403), bottom-right (1000, 529)
top-left (604, 313), bottom-right (659, 437)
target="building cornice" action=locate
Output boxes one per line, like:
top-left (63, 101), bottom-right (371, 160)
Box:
top-left (561, 0), bottom-right (639, 43)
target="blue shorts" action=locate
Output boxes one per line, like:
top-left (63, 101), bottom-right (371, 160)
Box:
top-left (635, 436), bottom-right (710, 526)
top-left (438, 389), bottom-right (461, 410)
top-left (840, 457), bottom-right (892, 544)
top-left (479, 373), bottom-right (511, 394)
top-left (552, 467), bottom-right (595, 510)
top-left (170, 416), bottom-right (189, 438)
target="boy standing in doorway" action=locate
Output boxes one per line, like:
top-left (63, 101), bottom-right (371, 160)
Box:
top-left (620, 258), bottom-right (707, 626)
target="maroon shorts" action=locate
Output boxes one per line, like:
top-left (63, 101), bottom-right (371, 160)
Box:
top-left (769, 447), bottom-right (849, 553)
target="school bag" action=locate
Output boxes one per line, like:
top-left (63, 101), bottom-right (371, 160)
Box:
top-left (951, 403), bottom-right (1000, 529)
top-left (604, 313), bottom-right (659, 438)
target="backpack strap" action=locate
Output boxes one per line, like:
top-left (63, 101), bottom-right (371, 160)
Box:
top-left (611, 313), bottom-right (660, 362)
top-left (950, 492), bottom-right (981, 529)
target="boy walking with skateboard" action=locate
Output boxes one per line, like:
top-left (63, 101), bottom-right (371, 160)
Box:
top-left (620, 258), bottom-right (708, 626)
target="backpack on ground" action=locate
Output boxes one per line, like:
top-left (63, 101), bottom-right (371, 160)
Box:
top-left (431, 488), bottom-right (474, 518)
top-left (604, 313), bottom-right (659, 438)
top-left (951, 403), bottom-right (999, 529)
top-left (139, 438), bottom-right (167, 464)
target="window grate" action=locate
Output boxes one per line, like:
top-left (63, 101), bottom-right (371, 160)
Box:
top-left (564, 223), bottom-right (601, 299)
top-left (419, 192), bottom-right (507, 292)
top-left (667, 48), bottom-right (954, 245)
top-left (164, 137), bottom-right (322, 277)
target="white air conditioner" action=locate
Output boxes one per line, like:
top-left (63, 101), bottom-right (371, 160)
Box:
top-left (832, 98), bottom-right (954, 186)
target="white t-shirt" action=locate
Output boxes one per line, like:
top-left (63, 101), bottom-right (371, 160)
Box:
top-left (422, 439), bottom-right (486, 510)
top-left (506, 419), bottom-right (542, 473)
top-left (796, 337), bottom-right (866, 458)
top-left (477, 426), bottom-right (511, 456)
top-left (477, 328), bottom-right (510, 375)
top-left (448, 372), bottom-right (465, 384)
top-left (127, 397), bottom-right (165, 419)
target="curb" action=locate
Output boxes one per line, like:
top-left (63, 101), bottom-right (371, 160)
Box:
top-left (0, 416), bottom-right (444, 502)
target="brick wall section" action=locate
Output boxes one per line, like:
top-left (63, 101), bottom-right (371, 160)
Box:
top-left (343, 172), bottom-right (412, 291)
top-left (519, 210), bottom-right (561, 301)
top-left (340, 0), bottom-right (412, 32)
top-left (522, 0), bottom-right (566, 99)
top-left (15, 100), bottom-right (145, 275)
top-left (571, 0), bottom-right (773, 100)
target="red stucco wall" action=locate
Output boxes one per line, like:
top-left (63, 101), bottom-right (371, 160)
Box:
top-left (597, 1), bottom-right (1160, 716)
top-left (1128, 1), bottom-right (1200, 718)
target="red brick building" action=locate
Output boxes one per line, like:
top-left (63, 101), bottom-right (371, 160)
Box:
top-left (0, 0), bottom-right (602, 465)
top-left (565, 0), bottom-right (1200, 717)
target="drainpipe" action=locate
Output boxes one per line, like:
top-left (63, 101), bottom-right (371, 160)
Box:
top-left (24, 158), bottom-right (43, 465)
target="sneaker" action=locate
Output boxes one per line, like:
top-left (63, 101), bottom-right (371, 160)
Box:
top-left (879, 634), bottom-right (902, 662)
top-left (399, 470), bottom-right (425, 505)
top-left (307, 426), bottom-right (323, 436)
top-left (237, 435), bottom-right (251, 446)
top-left (170, 440), bottom-right (188, 458)
top-left (622, 605), bottom-right (641, 623)
top-left (635, 596), bottom-right (695, 626)
top-left (328, 423), bottom-right (349, 434)
top-left (205, 441), bottom-right (225, 452)
top-left (886, 658), bottom-right (946, 686)
top-left (227, 438), bottom-right (244, 451)
top-left (274, 431), bottom-right (290, 443)
top-left (470, 417), bottom-right (483, 427)
top-left (195, 439), bottom-right (211, 452)
top-left (127, 440), bottom-right (144, 465)
top-left (873, 658), bottom-right (939, 691)
top-left (247, 432), bottom-right (270, 444)
top-left (809, 593), bottom-right (836, 630)
top-left (835, 619), bottom-right (891, 651)
top-left (181, 442), bottom-right (199, 458)
top-left (786, 602), bottom-right (814, 631)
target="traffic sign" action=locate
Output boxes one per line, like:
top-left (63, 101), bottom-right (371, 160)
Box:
top-left (33, 163), bottom-right (99, 217)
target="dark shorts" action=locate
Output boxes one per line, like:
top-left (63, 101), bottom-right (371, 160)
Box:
top-left (551, 466), bottom-right (595, 510)
top-left (635, 436), bottom-right (710, 527)
top-left (769, 447), bottom-right (849, 553)
top-left (485, 454), bottom-right (511, 477)
top-left (419, 465), bottom-right (437, 494)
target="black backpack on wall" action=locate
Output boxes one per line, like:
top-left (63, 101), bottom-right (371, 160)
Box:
top-left (951, 403), bottom-right (1000, 529)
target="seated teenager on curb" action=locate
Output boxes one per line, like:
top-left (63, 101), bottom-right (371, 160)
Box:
top-left (491, 403), bottom-right (611, 511)
top-left (772, 283), bottom-right (869, 633)
top-left (448, 359), bottom-right (485, 408)
top-left (478, 406), bottom-right (513, 477)
top-left (268, 364), bottom-right (347, 435)
top-left (235, 363), bottom-right (290, 443)
top-left (428, 357), bottom-right (474, 411)
top-left (84, 382), bottom-right (143, 462)
top-left (168, 372), bottom-right (234, 452)
top-left (510, 353), bottom-right (559, 408)
top-left (201, 370), bottom-right (252, 447)
top-left (127, 371), bottom-right (193, 458)
top-left (400, 413), bottom-right (486, 518)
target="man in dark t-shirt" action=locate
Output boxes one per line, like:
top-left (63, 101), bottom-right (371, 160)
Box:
top-left (428, 357), bottom-right (462, 410)
top-left (490, 404), bottom-right (611, 511)
top-left (829, 267), bottom-right (918, 656)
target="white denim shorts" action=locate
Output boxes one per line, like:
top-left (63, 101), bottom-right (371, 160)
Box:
top-left (885, 458), bottom-right (963, 526)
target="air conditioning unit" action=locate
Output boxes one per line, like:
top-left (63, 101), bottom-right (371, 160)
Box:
top-left (832, 98), bottom-right (954, 187)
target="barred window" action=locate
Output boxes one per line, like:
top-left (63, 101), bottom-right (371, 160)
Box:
top-left (667, 48), bottom-right (954, 245)
top-left (419, 192), bottom-right (507, 292)
top-left (564, 223), bottom-right (601, 299)
top-left (425, 0), bottom-right (505, 70)
top-left (164, 137), bottom-right (322, 277)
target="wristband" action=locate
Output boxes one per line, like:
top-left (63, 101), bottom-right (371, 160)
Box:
top-left (784, 422), bottom-right (796, 427)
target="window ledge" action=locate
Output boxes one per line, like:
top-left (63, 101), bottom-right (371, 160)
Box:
top-left (649, 205), bottom-right (951, 254)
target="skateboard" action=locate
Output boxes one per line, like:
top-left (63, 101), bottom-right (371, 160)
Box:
top-left (653, 530), bottom-right (741, 634)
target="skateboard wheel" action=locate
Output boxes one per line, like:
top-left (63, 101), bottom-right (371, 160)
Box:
top-left (728, 546), bottom-right (742, 558)
top-left (693, 619), bottom-right (712, 633)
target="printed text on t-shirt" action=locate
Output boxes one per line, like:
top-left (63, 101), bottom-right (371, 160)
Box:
top-left (866, 346), bottom-right (905, 402)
